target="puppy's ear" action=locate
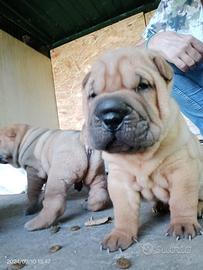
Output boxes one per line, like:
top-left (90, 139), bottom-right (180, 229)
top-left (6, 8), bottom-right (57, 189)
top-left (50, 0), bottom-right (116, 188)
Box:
top-left (6, 128), bottom-right (16, 138)
top-left (82, 72), bottom-right (91, 89)
top-left (153, 55), bottom-right (173, 81)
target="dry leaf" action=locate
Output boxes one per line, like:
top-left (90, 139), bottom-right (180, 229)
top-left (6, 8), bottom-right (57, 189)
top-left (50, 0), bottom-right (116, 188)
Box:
top-left (49, 245), bottom-right (62, 253)
top-left (10, 262), bottom-right (26, 270)
top-left (116, 257), bottom-right (131, 269)
top-left (85, 216), bottom-right (112, 226)
top-left (70, 225), bottom-right (81, 231)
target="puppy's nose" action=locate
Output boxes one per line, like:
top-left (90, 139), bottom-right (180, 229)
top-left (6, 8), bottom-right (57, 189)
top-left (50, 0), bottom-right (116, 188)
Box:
top-left (95, 98), bottom-right (132, 131)
top-left (102, 111), bottom-right (124, 131)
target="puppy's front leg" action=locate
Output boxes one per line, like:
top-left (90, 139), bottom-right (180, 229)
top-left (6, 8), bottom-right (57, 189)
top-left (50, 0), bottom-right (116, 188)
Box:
top-left (25, 173), bottom-right (68, 231)
top-left (26, 167), bottom-right (45, 215)
top-left (102, 169), bottom-right (140, 251)
top-left (167, 163), bottom-right (201, 239)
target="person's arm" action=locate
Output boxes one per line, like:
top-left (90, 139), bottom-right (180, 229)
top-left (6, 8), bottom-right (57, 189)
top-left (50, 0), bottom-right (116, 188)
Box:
top-left (145, 31), bottom-right (203, 72)
top-left (136, 0), bottom-right (203, 72)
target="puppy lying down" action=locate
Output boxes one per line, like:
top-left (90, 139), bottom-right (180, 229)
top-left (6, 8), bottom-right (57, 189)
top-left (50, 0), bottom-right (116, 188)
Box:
top-left (82, 47), bottom-right (203, 251)
top-left (0, 124), bottom-right (109, 230)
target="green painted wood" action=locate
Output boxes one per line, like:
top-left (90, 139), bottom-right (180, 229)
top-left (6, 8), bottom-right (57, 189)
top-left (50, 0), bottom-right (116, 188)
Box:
top-left (0, 0), bottom-right (160, 56)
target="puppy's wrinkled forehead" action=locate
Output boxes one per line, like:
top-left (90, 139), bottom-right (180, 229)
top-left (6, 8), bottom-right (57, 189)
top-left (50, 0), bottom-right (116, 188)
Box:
top-left (85, 49), bottom-right (156, 95)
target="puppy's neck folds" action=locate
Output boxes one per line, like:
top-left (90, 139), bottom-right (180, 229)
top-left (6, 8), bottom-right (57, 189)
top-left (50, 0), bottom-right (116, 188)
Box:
top-left (103, 103), bottom-right (193, 181)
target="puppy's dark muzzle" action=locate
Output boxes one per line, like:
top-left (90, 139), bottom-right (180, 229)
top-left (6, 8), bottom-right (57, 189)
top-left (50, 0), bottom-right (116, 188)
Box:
top-left (95, 98), bottom-right (132, 131)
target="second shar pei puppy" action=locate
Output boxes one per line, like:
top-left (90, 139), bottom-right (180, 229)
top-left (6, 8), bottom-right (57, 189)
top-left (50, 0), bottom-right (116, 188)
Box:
top-left (82, 48), bottom-right (203, 251)
top-left (0, 124), bottom-right (109, 230)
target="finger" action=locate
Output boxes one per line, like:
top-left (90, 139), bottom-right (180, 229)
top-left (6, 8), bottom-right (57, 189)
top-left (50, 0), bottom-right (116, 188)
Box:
top-left (180, 53), bottom-right (195, 68)
top-left (172, 57), bottom-right (188, 72)
top-left (186, 44), bottom-right (202, 63)
top-left (191, 38), bottom-right (203, 55)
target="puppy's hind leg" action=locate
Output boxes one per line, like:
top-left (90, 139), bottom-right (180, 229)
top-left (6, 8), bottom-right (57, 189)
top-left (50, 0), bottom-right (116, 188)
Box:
top-left (25, 173), bottom-right (68, 231)
top-left (84, 150), bottom-right (110, 211)
top-left (86, 174), bottom-right (110, 211)
top-left (26, 167), bottom-right (45, 215)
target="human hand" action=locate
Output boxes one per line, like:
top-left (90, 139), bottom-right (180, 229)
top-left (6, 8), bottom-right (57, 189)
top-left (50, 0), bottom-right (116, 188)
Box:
top-left (148, 31), bottom-right (203, 72)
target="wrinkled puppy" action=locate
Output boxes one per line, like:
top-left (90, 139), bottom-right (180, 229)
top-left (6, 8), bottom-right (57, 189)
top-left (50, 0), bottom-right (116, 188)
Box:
top-left (0, 124), bottom-right (109, 230)
top-left (82, 47), bottom-right (203, 251)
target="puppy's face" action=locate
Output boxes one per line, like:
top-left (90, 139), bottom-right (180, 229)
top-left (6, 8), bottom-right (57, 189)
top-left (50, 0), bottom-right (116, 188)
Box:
top-left (83, 48), bottom-right (173, 153)
top-left (0, 127), bottom-right (17, 164)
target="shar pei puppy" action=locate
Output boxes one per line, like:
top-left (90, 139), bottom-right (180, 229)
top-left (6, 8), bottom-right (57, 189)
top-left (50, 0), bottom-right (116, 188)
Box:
top-left (82, 47), bottom-right (203, 251)
top-left (0, 124), bottom-right (109, 230)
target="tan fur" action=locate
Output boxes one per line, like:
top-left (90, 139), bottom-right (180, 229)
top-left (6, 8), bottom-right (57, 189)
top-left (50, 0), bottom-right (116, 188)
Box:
top-left (0, 124), bottom-right (109, 230)
top-left (82, 47), bottom-right (203, 251)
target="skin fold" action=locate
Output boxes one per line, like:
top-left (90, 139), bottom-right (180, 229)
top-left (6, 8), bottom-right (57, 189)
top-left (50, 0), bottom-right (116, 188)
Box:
top-left (82, 47), bottom-right (203, 251)
top-left (0, 124), bottom-right (109, 230)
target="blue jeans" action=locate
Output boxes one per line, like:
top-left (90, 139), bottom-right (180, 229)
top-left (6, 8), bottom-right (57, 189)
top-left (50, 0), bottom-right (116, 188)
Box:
top-left (171, 63), bottom-right (203, 135)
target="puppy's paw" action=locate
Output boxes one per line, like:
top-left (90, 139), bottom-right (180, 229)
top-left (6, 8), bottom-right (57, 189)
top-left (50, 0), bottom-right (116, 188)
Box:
top-left (87, 199), bottom-right (109, 212)
top-left (166, 221), bottom-right (202, 239)
top-left (81, 198), bottom-right (110, 211)
top-left (101, 229), bottom-right (136, 252)
top-left (197, 200), bottom-right (203, 219)
top-left (87, 191), bottom-right (111, 212)
top-left (24, 216), bottom-right (50, 231)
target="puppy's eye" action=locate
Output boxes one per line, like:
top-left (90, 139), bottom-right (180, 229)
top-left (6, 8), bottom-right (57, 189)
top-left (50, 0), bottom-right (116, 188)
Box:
top-left (137, 82), bottom-right (149, 91)
top-left (88, 92), bottom-right (97, 99)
